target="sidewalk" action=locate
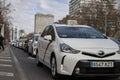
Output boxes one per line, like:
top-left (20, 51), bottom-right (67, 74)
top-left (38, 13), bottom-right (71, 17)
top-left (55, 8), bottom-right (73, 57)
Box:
top-left (0, 45), bottom-right (10, 57)
top-left (0, 45), bottom-right (20, 80)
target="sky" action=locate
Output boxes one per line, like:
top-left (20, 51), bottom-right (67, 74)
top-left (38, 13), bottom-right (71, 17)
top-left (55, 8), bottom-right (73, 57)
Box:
top-left (7, 0), bottom-right (70, 33)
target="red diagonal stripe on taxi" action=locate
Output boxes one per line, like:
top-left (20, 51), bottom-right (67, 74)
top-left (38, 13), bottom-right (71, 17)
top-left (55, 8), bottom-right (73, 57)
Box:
top-left (43, 42), bottom-right (51, 61)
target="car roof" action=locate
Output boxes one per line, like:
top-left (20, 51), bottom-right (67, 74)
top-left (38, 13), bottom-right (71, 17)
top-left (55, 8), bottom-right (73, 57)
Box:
top-left (52, 24), bottom-right (91, 28)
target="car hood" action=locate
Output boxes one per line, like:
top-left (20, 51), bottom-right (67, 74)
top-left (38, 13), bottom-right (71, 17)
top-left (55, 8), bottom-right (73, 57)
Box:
top-left (61, 38), bottom-right (119, 54)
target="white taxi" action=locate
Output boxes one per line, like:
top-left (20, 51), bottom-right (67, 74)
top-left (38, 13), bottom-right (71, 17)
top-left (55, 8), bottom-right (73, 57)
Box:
top-left (36, 24), bottom-right (120, 78)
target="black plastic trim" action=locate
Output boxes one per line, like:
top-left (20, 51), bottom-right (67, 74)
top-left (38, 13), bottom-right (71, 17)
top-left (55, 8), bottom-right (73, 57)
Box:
top-left (82, 52), bottom-right (116, 58)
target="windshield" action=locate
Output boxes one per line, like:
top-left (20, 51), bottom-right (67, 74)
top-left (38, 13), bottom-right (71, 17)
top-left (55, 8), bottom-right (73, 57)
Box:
top-left (34, 36), bottom-right (39, 41)
top-left (56, 26), bottom-right (106, 39)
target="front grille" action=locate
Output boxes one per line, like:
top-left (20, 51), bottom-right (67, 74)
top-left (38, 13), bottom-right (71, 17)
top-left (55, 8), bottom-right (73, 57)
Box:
top-left (82, 52), bottom-right (116, 58)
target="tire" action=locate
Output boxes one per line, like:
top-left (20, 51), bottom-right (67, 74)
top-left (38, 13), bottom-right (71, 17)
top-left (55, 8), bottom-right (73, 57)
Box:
top-left (51, 56), bottom-right (59, 79)
top-left (26, 46), bottom-right (28, 52)
top-left (31, 47), bottom-right (34, 57)
top-left (36, 52), bottom-right (43, 67)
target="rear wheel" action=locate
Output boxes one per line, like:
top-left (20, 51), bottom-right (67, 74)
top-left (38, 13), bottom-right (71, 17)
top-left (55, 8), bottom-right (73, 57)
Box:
top-left (51, 56), bottom-right (59, 79)
top-left (31, 47), bottom-right (34, 56)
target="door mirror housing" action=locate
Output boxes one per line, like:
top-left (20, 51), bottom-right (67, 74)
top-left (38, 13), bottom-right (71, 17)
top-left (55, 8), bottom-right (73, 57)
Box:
top-left (44, 35), bottom-right (52, 41)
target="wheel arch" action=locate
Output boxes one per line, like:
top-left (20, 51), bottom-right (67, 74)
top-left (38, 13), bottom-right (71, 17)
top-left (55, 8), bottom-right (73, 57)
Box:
top-left (50, 52), bottom-right (56, 63)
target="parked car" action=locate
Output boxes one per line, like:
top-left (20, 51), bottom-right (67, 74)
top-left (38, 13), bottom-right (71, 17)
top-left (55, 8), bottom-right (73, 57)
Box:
top-left (24, 38), bottom-right (30, 52)
top-left (32, 34), bottom-right (40, 56)
top-left (10, 41), bottom-right (16, 46)
top-left (28, 34), bottom-right (40, 56)
top-left (28, 38), bottom-right (33, 55)
top-left (17, 39), bottom-right (26, 49)
top-left (36, 24), bottom-right (120, 78)
top-left (18, 40), bottom-right (23, 48)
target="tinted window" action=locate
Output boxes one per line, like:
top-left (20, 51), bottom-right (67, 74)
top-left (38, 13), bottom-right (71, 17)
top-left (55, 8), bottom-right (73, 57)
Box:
top-left (41, 26), bottom-right (50, 37)
top-left (56, 26), bottom-right (106, 39)
top-left (49, 26), bottom-right (55, 40)
top-left (34, 36), bottom-right (39, 41)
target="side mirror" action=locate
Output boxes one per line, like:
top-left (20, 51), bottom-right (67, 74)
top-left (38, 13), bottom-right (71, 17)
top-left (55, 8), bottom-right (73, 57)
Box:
top-left (44, 35), bottom-right (52, 41)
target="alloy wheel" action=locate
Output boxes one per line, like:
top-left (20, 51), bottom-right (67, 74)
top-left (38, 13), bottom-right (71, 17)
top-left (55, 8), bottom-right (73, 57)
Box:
top-left (51, 57), bottom-right (57, 77)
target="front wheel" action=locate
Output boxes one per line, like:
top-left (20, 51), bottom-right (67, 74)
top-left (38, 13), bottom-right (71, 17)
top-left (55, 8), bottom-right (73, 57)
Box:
top-left (51, 56), bottom-right (59, 79)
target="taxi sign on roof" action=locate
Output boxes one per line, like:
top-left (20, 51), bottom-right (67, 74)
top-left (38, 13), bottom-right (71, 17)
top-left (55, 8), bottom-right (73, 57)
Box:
top-left (67, 20), bottom-right (78, 25)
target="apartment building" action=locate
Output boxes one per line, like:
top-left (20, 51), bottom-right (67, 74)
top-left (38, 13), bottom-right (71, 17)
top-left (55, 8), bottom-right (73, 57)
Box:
top-left (69, 0), bottom-right (117, 17)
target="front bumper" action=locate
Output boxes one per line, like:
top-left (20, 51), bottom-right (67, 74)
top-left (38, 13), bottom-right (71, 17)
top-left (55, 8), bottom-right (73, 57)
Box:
top-left (72, 60), bottom-right (120, 77)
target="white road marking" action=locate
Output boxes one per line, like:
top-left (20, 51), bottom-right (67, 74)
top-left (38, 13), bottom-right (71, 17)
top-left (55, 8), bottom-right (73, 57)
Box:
top-left (0, 59), bottom-right (12, 62)
top-left (0, 64), bottom-right (12, 67)
top-left (0, 72), bottom-right (14, 77)
top-left (0, 57), bottom-right (11, 59)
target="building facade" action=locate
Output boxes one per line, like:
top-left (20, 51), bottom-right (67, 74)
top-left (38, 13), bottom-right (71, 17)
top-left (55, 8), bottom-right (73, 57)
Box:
top-left (69, 0), bottom-right (118, 37)
top-left (11, 26), bottom-right (19, 41)
top-left (69, 0), bottom-right (117, 17)
top-left (34, 13), bottom-right (54, 34)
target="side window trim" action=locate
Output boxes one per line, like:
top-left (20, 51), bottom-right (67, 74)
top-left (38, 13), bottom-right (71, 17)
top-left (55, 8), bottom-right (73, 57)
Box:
top-left (41, 25), bottom-right (56, 41)
top-left (41, 26), bottom-right (49, 37)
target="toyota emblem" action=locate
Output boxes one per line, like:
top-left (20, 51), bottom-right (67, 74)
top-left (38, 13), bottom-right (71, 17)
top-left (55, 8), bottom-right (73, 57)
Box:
top-left (98, 50), bottom-right (105, 56)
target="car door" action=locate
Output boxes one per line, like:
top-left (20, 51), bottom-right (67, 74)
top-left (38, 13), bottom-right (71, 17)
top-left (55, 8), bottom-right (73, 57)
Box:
top-left (38, 26), bottom-right (50, 62)
top-left (43, 26), bottom-right (56, 65)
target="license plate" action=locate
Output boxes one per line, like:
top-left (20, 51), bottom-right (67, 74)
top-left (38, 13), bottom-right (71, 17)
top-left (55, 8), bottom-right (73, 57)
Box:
top-left (90, 61), bottom-right (114, 68)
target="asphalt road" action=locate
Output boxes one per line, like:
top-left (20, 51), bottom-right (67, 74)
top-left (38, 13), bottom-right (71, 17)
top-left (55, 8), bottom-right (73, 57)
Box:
top-left (9, 45), bottom-right (120, 80)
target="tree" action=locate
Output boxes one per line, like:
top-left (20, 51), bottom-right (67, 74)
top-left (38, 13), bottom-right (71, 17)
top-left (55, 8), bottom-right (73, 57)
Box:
top-left (0, 0), bottom-right (11, 43)
top-left (70, 0), bottom-right (118, 37)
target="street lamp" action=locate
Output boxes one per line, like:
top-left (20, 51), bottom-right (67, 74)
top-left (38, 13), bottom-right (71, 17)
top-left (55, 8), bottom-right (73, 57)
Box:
top-left (105, 12), bottom-right (108, 35)
top-left (104, 2), bottom-right (108, 35)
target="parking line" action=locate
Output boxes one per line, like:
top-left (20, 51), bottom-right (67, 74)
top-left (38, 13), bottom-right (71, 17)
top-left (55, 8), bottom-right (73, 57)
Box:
top-left (0, 72), bottom-right (14, 77)
top-left (0, 59), bottom-right (12, 62)
top-left (0, 64), bottom-right (12, 67)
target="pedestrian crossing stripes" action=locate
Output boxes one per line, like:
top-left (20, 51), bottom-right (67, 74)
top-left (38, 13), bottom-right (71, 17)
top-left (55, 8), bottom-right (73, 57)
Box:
top-left (0, 57), bottom-right (11, 59)
top-left (0, 72), bottom-right (14, 77)
top-left (0, 59), bottom-right (12, 62)
top-left (0, 55), bottom-right (14, 78)
top-left (0, 64), bottom-right (12, 67)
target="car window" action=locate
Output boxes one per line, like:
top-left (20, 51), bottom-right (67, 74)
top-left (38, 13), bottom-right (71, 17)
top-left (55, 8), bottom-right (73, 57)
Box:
top-left (41, 26), bottom-right (55, 40)
top-left (41, 26), bottom-right (50, 37)
top-left (56, 26), bottom-right (107, 39)
top-left (34, 36), bottom-right (39, 41)
top-left (49, 26), bottom-right (55, 40)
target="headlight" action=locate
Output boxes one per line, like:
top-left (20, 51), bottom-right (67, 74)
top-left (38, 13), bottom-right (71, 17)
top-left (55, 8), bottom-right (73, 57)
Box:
top-left (60, 43), bottom-right (80, 54)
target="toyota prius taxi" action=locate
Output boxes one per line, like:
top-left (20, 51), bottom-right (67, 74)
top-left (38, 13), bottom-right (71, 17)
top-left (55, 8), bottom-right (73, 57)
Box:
top-left (36, 24), bottom-right (120, 78)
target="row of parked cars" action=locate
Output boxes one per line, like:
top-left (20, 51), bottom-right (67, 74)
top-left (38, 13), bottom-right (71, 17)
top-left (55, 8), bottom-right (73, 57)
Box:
top-left (11, 24), bottom-right (120, 79)
top-left (10, 34), bottom-right (40, 56)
